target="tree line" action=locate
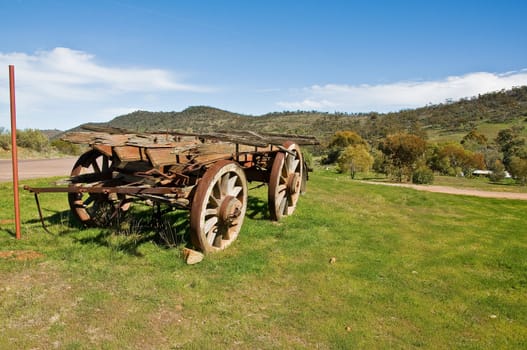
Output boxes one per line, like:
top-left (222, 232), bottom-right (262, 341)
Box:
top-left (322, 127), bottom-right (527, 185)
top-left (0, 127), bottom-right (80, 155)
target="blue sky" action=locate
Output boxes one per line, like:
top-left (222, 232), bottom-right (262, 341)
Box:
top-left (0, 0), bottom-right (526, 130)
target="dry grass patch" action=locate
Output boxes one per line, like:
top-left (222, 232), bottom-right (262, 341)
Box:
top-left (0, 250), bottom-right (44, 261)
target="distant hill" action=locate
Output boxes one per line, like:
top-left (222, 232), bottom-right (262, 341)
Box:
top-left (40, 129), bottom-right (63, 139)
top-left (74, 86), bottom-right (527, 144)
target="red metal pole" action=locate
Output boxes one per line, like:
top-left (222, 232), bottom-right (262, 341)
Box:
top-left (9, 65), bottom-right (21, 240)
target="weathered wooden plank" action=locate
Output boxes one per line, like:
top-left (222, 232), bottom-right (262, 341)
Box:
top-left (113, 146), bottom-right (147, 162)
top-left (62, 132), bottom-right (130, 145)
top-left (193, 153), bottom-right (233, 164)
top-left (92, 144), bottom-right (113, 157)
top-left (146, 148), bottom-right (178, 168)
top-left (62, 129), bottom-right (319, 148)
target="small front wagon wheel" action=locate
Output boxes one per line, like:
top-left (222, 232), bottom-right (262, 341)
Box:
top-left (68, 149), bottom-right (130, 226)
top-left (190, 160), bottom-right (248, 253)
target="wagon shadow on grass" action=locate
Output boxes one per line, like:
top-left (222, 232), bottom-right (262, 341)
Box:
top-left (26, 194), bottom-right (271, 256)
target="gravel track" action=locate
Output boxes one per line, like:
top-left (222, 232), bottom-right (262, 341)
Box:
top-left (360, 181), bottom-right (527, 200)
top-left (0, 157), bottom-right (76, 182)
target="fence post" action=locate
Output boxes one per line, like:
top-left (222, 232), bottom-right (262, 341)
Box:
top-left (9, 65), bottom-right (21, 240)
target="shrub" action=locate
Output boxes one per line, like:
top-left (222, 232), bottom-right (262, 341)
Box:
top-left (379, 133), bottom-right (427, 182)
top-left (489, 160), bottom-right (506, 182)
top-left (337, 144), bottom-right (374, 179)
top-left (16, 129), bottom-right (50, 152)
top-left (0, 134), bottom-right (10, 150)
top-left (51, 139), bottom-right (81, 155)
top-left (412, 166), bottom-right (434, 184)
top-left (0, 127), bottom-right (10, 150)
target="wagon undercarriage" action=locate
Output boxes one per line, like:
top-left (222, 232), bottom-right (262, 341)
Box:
top-left (25, 129), bottom-right (318, 253)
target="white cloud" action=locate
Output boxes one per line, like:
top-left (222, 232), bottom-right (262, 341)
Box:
top-left (277, 70), bottom-right (527, 112)
top-left (277, 99), bottom-right (336, 110)
top-left (0, 47), bottom-right (211, 129)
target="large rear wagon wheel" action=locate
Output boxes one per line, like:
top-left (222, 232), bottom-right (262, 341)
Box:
top-left (268, 141), bottom-right (303, 221)
top-left (190, 160), bottom-right (248, 253)
top-left (68, 149), bottom-right (130, 226)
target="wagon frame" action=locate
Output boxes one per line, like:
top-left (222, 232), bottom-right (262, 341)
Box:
top-left (25, 128), bottom-right (318, 253)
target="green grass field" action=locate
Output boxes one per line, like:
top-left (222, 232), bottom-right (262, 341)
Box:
top-left (1, 172), bottom-right (526, 349)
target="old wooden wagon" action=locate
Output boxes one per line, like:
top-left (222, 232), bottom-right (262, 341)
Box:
top-left (25, 128), bottom-right (318, 253)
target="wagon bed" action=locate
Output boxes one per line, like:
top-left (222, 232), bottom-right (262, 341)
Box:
top-left (25, 128), bottom-right (318, 253)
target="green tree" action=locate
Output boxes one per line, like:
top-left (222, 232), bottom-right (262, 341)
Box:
top-left (378, 133), bottom-right (427, 182)
top-left (432, 143), bottom-right (485, 177)
top-left (495, 126), bottom-right (526, 169)
top-left (461, 130), bottom-right (488, 152)
top-left (509, 156), bottom-right (527, 185)
top-left (323, 130), bottom-right (367, 164)
top-left (337, 144), bottom-right (374, 179)
top-left (328, 130), bottom-right (366, 148)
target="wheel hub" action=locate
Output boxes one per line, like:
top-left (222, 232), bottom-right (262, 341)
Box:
top-left (219, 195), bottom-right (243, 224)
top-left (287, 173), bottom-right (301, 195)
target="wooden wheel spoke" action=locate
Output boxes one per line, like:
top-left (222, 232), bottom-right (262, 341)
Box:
top-left (275, 190), bottom-right (286, 207)
top-left (230, 186), bottom-right (242, 198)
top-left (207, 230), bottom-right (218, 246)
top-left (281, 162), bottom-right (288, 176)
top-left (212, 182), bottom-right (222, 200)
top-left (205, 208), bottom-right (218, 216)
top-left (279, 196), bottom-right (288, 215)
top-left (204, 216), bottom-right (218, 233)
top-left (83, 195), bottom-right (95, 207)
top-left (285, 154), bottom-right (294, 173)
top-left (226, 175), bottom-right (239, 195)
top-left (218, 172), bottom-right (232, 196)
top-left (102, 156), bottom-right (109, 172)
top-left (203, 216), bottom-right (218, 235)
top-left (91, 159), bottom-right (101, 174)
top-left (219, 173), bottom-right (227, 195)
top-left (204, 217), bottom-right (218, 239)
top-left (208, 188), bottom-right (222, 207)
top-left (291, 158), bottom-right (300, 173)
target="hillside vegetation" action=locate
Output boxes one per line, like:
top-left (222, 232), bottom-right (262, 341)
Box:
top-left (83, 86), bottom-right (527, 144)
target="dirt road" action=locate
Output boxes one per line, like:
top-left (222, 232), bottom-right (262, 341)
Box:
top-left (361, 181), bottom-right (527, 201)
top-left (0, 157), bottom-right (77, 182)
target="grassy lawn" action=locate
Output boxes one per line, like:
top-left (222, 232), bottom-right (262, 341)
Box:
top-left (1, 172), bottom-right (526, 349)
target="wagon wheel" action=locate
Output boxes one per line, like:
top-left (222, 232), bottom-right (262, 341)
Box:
top-left (268, 141), bottom-right (303, 221)
top-left (190, 160), bottom-right (248, 253)
top-left (68, 149), bottom-right (131, 226)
